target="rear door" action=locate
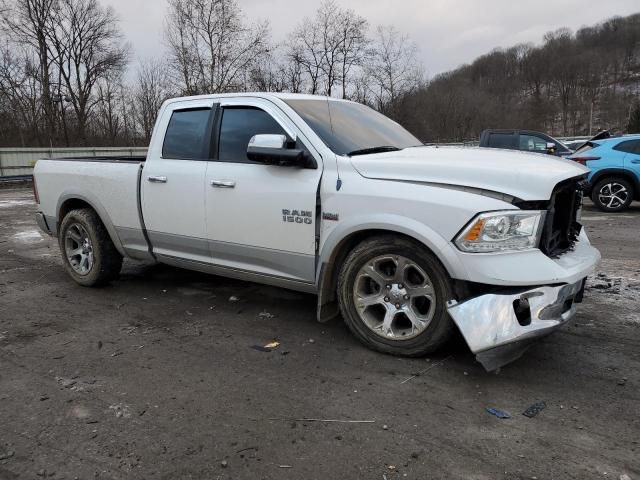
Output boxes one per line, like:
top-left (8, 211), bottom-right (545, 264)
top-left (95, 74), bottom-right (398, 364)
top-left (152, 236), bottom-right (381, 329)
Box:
top-left (620, 139), bottom-right (640, 185)
top-left (141, 99), bottom-right (215, 262)
top-left (204, 97), bottom-right (322, 284)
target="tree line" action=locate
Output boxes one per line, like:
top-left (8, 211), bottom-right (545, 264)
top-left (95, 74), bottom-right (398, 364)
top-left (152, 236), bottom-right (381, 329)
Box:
top-left (0, 0), bottom-right (638, 148)
top-left (395, 13), bottom-right (640, 142)
top-left (0, 0), bottom-right (423, 147)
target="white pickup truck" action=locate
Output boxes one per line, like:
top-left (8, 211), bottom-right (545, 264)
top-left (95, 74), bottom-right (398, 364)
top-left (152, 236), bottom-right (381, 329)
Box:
top-left (33, 93), bottom-right (600, 370)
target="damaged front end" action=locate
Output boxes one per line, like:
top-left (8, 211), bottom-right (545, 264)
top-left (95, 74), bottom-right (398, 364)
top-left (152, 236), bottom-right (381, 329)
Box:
top-left (448, 279), bottom-right (585, 371)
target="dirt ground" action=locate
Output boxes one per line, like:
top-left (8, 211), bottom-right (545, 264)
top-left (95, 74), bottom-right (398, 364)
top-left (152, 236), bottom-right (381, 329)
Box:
top-left (1, 185), bottom-right (639, 480)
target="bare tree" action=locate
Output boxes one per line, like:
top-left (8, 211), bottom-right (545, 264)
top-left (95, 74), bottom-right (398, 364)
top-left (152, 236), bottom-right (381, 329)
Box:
top-left (95, 72), bottom-right (123, 145)
top-left (366, 25), bottom-right (424, 113)
top-left (287, 26), bottom-right (323, 94)
top-left (0, 43), bottom-right (42, 145)
top-left (288, 0), bottom-right (367, 97)
top-left (1, 0), bottom-right (58, 142)
top-left (46, 0), bottom-right (129, 143)
top-left (134, 57), bottom-right (172, 142)
top-left (165, 0), bottom-right (270, 95)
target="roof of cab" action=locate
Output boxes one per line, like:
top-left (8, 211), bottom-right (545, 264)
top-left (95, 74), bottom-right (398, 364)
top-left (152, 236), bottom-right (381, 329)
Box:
top-left (164, 92), bottom-right (354, 105)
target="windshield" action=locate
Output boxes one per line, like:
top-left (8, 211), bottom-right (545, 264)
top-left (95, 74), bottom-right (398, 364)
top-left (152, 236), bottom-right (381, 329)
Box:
top-left (284, 99), bottom-right (422, 156)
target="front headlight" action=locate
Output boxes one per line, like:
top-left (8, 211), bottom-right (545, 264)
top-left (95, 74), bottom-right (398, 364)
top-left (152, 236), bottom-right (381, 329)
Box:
top-left (455, 210), bottom-right (546, 253)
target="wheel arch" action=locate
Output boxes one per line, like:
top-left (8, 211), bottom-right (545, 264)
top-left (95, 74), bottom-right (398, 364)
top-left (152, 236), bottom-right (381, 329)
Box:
top-left (56, 193), bottom-right (126, 256)
top-left (590, 168), bottom-right (639, 199)
top-left (315, 218), bottom-right (466, 323)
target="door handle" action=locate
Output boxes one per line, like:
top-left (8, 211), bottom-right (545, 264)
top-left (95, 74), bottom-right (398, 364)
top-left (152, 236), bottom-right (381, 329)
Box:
top-left (631, 159), bottom-right (640, 164)
top-left (210, 180), bottom-right (236, 188)
top-left (147, 175), bottom-right (167, 183)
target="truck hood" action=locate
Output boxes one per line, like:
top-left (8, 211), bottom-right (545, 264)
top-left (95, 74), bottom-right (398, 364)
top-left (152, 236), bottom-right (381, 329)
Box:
top-left (349, 146), bottom-right (589, 201)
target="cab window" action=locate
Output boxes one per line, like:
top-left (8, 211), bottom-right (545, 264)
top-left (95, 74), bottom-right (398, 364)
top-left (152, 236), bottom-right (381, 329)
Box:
top-left (162, 108), bottom-right (212, 159)
top-left (218, 107), bottom-right (287, 163)
top-left (519, 134), bottom-right (548, 152)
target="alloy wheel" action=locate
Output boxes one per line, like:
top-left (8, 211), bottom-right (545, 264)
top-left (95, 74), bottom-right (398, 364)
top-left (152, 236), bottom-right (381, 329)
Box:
top-left (352, 255), bottom-right (436, 340)
top-left (64, 223), bottom-right (94, 275)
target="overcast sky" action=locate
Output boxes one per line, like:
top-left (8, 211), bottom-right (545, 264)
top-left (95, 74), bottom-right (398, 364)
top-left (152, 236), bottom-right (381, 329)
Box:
top-left (102, 0), bottom-right (639, 76)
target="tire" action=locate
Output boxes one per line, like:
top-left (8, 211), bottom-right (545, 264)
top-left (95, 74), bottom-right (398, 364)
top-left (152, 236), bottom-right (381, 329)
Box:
top-left (58, 208), bottom-right (123, 286)
top-left (337, 235), bottom-right (455, 357)
top-left (591, 177), bottom-right (634, 212)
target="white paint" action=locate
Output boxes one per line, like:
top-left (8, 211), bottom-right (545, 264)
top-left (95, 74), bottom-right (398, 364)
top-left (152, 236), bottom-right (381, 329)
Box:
top-left (35, 92), bottom-right (600, 290)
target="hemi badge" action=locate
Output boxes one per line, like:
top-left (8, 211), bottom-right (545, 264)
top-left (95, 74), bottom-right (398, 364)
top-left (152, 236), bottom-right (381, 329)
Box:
top-left (322, 212), bottom-right (339, 221)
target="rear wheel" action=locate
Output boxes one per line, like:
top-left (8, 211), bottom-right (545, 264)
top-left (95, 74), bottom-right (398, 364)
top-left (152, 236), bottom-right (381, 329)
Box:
top-left (591, 177), bottom-right (634, 212)
top-left (337, 235), bottom-right (455, 357)
top-left (58, 208), bottom-right (122, 286)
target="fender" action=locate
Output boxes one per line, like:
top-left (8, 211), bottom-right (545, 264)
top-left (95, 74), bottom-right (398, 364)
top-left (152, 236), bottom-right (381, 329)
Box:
top-left (588, 168), bottom-right (640, 195)
top-left (56, 190), bottom-right (126, 257)
top-left (315, 213), bottom-right (470, 322)
top-left (317, 213), bottom-right (468, 283)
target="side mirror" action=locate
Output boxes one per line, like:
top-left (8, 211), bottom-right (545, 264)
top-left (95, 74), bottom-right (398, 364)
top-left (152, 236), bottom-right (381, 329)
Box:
top-left (247, 134), bottom-right (306, 167)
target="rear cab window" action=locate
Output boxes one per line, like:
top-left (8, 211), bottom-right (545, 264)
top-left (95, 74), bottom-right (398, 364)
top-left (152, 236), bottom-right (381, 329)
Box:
top-left (488, 133), bottom-right (516, 149)
top-left (162, 108), bottom-right (212, 159)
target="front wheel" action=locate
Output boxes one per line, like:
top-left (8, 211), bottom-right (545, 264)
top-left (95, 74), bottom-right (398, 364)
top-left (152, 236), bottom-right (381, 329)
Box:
top-left (337, 235), bottom-right (455, 357)
top-left (58, 208), bottom-right (123, 286)
top-left (591, 177), bottom-right (634, 212)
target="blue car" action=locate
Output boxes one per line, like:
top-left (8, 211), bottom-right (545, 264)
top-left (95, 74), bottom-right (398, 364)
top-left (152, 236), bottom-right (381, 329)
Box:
top-left (568, 134), bottom-right (640, 212)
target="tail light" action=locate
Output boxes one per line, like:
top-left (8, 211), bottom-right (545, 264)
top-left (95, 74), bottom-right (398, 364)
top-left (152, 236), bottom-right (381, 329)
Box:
top-left (32, 175), bottom-right (40, 204)
top-left (569, 156), bottom-right (600, 165)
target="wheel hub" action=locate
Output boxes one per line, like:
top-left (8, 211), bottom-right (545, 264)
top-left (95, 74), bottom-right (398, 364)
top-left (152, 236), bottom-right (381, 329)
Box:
top-left (353, 255), bottom-right (436, 340)
top-left (386, 284), bottom-right (408, 308)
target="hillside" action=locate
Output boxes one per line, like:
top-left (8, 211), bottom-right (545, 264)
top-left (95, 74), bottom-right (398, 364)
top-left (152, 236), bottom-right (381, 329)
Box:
top-left (394, 13), bottom-right (640, 142)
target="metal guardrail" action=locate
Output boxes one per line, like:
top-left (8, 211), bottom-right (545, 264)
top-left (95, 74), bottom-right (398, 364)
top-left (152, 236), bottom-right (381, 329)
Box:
top-left (0, 147), bottom-right (148, 178)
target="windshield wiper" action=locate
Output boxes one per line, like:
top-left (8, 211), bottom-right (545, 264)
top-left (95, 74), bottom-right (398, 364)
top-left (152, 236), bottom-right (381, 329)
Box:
top-left (347, 146), bottom-right (401, 157)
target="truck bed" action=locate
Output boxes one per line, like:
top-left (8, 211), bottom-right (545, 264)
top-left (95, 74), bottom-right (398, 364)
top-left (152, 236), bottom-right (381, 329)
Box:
top-left (34, 157), bottom-right (148, 258)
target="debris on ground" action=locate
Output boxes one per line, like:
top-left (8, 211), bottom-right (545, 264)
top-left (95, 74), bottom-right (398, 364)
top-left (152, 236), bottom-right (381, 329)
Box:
top-left (251, 341), bottom-right (280, 352)
top-left (399, 355), bottom-right (452, 384)
top-left (522, 401), bottom-right (546, 418)
top-left (220, 460), bottom-right (228, 468)
top-left (382, 424), bottom-right (388, 430)
top-left (55, 376), bottom-right (76, 389)
top-left (109, 403), bottom-right (132, 419)
top-left (308, 338), bottom-right (315, 343)
top-left (257, 310), bottom-right (275, 319)
top-left (486, 407), bottom-right (511, 419)
top-left (279, 465), bottom-right (292, 468)
top-left (229, 296), bottom-right (239, 302)
top-left (617, 377), bottom-right (627, 386)
top-left (291, 418), bottom-right (374, 424)
top-left (620, 474), bottom-right (631, 480)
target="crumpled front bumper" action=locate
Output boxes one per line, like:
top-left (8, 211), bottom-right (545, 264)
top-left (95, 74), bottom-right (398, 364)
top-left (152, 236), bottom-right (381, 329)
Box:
top-left (447, 279), bottom-right (585, 371)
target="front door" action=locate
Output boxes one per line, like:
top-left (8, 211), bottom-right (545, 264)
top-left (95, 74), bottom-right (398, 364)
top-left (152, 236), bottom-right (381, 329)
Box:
top-left (204, 98), bottom-right (322, 284)
top-left (141, 100), bottom-right (214, 262)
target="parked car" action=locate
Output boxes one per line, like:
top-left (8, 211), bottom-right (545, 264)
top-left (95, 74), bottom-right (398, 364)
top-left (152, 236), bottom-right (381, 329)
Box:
top-left (563, 139), bottom-right (587, 151)
top-left (33, 93), bottom-right (600, 371)
top-left (479, 129), bottom-right (573, 156)
top-left (568, 134), bottom-right (640, 212)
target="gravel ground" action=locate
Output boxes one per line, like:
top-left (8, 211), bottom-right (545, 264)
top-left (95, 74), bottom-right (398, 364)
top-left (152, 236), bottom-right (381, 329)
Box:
top-left (0, 185), bottom-right (639, 480)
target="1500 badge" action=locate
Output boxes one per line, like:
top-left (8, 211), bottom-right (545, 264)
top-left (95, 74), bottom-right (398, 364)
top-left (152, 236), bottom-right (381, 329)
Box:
top-left (282, 209), bottom-right (313, 224)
